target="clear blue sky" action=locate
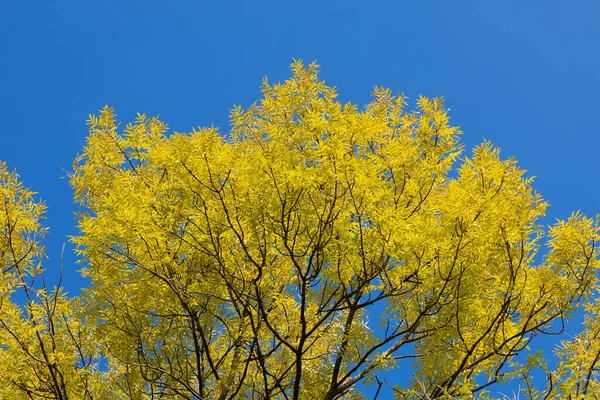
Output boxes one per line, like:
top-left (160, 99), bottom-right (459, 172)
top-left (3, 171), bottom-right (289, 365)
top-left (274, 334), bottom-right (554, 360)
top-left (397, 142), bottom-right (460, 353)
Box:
top-left (1, 0), bottom-right (599, 396)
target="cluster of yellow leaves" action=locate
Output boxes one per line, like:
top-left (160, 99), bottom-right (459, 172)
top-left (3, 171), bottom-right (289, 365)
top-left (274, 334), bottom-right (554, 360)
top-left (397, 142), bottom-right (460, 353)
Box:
top-left (0, 162), bottom-right (45, 294)
top-left (0, 164), bottom-right (109, 398)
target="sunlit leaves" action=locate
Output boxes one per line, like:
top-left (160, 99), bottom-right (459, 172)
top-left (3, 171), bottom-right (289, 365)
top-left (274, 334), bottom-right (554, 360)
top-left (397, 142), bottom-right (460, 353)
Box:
top-left (1, 61), bottom-right (599, 399)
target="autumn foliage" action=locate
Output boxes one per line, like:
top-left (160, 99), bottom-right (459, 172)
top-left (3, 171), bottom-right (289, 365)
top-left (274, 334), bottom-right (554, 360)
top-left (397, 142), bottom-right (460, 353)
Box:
top-left (0, 61), bottom-right (599, 399)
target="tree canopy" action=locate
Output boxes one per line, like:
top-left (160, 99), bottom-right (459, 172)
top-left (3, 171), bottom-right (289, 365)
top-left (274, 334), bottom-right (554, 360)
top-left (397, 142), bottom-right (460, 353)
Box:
top-left (1, 61), bottom-right (599, 399)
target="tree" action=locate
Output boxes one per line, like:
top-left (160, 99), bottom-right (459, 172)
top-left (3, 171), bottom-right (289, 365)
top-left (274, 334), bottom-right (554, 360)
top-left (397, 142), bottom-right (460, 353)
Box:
top-left (1, 61), bottom-right (599, 399)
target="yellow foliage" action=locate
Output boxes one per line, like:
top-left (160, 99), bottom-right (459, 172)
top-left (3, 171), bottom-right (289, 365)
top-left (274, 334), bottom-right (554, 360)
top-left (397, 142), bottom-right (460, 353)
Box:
top-left (1, 61), bottom-right (599, 399)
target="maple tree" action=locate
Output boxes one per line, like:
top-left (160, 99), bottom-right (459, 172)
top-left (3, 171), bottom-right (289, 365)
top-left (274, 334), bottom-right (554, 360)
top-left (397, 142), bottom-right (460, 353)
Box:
top-left (1, 61), bottom-right (599, 399)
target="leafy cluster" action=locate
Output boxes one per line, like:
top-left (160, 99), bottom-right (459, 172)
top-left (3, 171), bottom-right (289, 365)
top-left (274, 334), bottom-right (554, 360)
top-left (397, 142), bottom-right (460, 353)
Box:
top-left (1, 61), bottom-right (599, 399)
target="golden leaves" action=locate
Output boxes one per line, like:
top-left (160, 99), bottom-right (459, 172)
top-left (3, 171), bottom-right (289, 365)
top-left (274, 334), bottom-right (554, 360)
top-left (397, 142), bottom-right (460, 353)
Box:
top-left (1, 61), bottom-right (599, 398)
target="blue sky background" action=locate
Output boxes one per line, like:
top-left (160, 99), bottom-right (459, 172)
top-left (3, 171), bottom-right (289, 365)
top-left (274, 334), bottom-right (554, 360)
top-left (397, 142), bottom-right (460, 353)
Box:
top-left (1, 0), bottom-right (599, 396)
